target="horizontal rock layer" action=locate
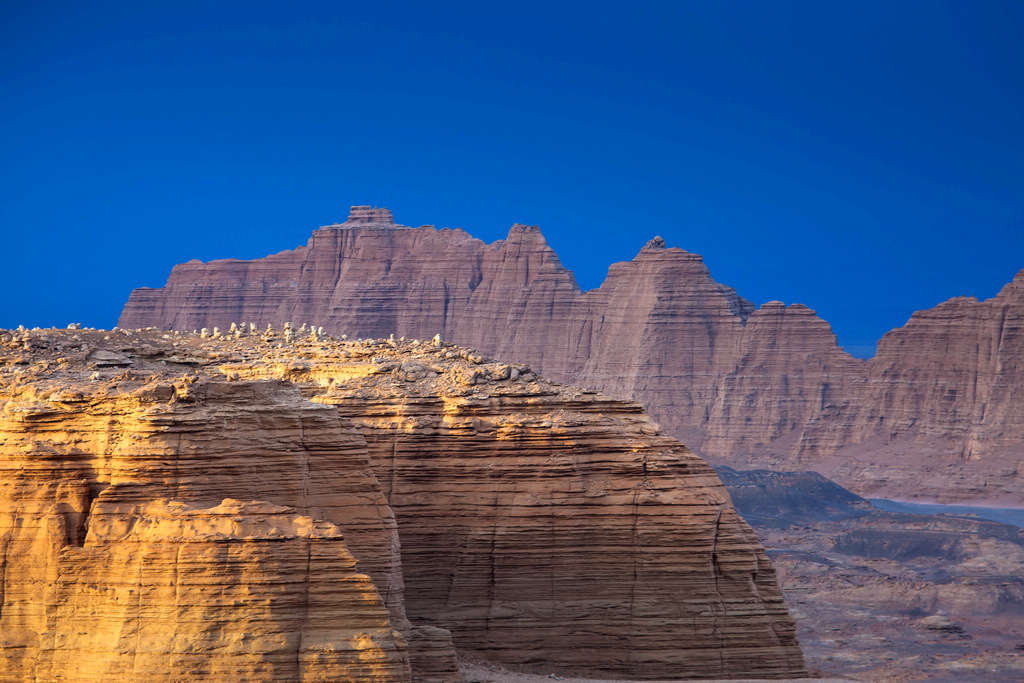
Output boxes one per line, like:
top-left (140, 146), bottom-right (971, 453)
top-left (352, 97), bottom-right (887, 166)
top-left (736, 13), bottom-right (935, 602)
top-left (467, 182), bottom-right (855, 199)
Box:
top-left (0, 327), bottom-right (804, 680)
top-left (0, 343), bottom-right (412, 681)
top-left (118, 207), bottom-right (1024, 503)
top-left (35, 500), bottom-right (409, 682)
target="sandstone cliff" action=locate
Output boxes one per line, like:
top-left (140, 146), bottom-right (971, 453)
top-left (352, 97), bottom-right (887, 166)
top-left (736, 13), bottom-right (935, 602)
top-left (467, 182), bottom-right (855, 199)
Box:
top-left (119, 207), bottom-right (1024, 503)
top-left (791, 272), bottom-right (1024, 503)
top-left (0, 325), bottom-right (804, 680)
top-left (0, 333), bottom-right (414, 681)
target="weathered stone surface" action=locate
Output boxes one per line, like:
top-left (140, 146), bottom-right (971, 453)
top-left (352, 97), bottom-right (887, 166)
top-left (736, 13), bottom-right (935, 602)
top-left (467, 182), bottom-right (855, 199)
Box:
top-left (0, 357), bottom-right (412, 681)
top-left (265, 369), bottom-right (799, 676)
top-left (33, 500), bottom-right (409, 682)
top-left (0, 328), bottom-right (804, 680)
top-left (792, 272), bottom-right (1024, 504)
top-left (230, 335), bottom-right (804, 678)
top-left (118, 207), bottom-right (1024, 503)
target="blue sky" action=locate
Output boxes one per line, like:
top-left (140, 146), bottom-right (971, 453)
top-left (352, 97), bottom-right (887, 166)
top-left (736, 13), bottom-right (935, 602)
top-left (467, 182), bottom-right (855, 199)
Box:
top-left (2, 1), bottom-right (1022, 357)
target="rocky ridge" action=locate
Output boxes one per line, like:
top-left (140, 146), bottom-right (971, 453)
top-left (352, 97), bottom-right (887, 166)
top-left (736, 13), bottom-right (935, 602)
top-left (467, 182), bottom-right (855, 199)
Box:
top-left (118, 207), bottom-right (1024, 504)
top-left (0, 324), bottom-right (804, 681)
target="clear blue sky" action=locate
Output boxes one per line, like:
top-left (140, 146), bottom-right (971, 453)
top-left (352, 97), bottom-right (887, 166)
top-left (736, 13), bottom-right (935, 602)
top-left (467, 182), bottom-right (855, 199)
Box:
top-left (3, 1), bottom-right (1022, 357)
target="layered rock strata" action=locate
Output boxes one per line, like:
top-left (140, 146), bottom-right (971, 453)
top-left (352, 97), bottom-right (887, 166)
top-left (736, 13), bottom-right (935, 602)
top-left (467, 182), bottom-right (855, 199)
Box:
top-left (242, 355), bottom-right (802, 677)
top-left (34, 500), bottom-right (409, 682)
top-left (790, 273), bottom-right (1024, 504)
top-left (119, 207), bottom-right (1024, 503)
top-left (0, 326), bottom-right (804, 680)
top-left (0, 349), bottom-right (412, 681)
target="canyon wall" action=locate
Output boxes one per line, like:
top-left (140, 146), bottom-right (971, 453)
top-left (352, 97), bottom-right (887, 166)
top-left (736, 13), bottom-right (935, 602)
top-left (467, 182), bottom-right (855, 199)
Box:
top-left (0, 326), bottom-right (804, 680)
top-left (792, 274), bottom-right (1024, 503)
top-left (119, 207), bottom-right (1024, 503)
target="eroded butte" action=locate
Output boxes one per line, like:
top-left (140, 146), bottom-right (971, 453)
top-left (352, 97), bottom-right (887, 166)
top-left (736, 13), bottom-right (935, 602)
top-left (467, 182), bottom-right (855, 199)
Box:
top-left (0, 325), bottom-right (804, 681)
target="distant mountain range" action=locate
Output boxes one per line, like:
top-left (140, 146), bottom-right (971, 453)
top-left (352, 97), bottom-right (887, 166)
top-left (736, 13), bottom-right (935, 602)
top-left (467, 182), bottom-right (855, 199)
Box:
top-left (120, 206), bottom-right (1024, 504)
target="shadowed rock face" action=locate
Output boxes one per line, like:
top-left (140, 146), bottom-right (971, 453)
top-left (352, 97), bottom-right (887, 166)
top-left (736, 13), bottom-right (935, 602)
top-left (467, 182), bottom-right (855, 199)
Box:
top-left (791, 272), bottom-right (1024, 504)
top-left (119, 208), bottom-right (1024, 504)
top-left (0, 327), bottom-right (805, 681)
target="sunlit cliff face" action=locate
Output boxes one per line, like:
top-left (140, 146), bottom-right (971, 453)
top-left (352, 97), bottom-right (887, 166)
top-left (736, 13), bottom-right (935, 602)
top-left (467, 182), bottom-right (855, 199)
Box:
top-left (0, 325), bottom-right (805, 681)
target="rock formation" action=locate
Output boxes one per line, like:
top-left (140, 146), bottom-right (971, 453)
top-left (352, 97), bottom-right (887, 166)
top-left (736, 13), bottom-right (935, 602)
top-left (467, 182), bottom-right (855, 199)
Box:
top-left (0, 334), bottom-right (414, 681)
top-left (0, 326), bottom-right (804, 680)
top-left (790, 273), bottom-right (1024, 504)
top-left (28, 500), bottom-right (409, 682)
top-left (118, 207), bottom-right (1024, 504)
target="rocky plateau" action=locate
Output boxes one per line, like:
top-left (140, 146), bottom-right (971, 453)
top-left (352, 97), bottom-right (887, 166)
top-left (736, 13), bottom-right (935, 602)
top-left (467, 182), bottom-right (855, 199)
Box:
top-left (0, 325), bottom-right (804, 681)
top-left (119, 207), bottom-right (1024, 505)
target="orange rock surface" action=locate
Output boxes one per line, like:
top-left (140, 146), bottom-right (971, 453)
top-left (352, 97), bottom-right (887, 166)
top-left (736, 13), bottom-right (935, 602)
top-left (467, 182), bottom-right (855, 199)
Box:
top-left (118, 207), bottom-right (1024, 503)
top-left (0, 327), bottom-right (804, 680)
top-left (35, 500), bottom-right (408, 682)
top-left (0, 339), bottom-right (414, 681)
